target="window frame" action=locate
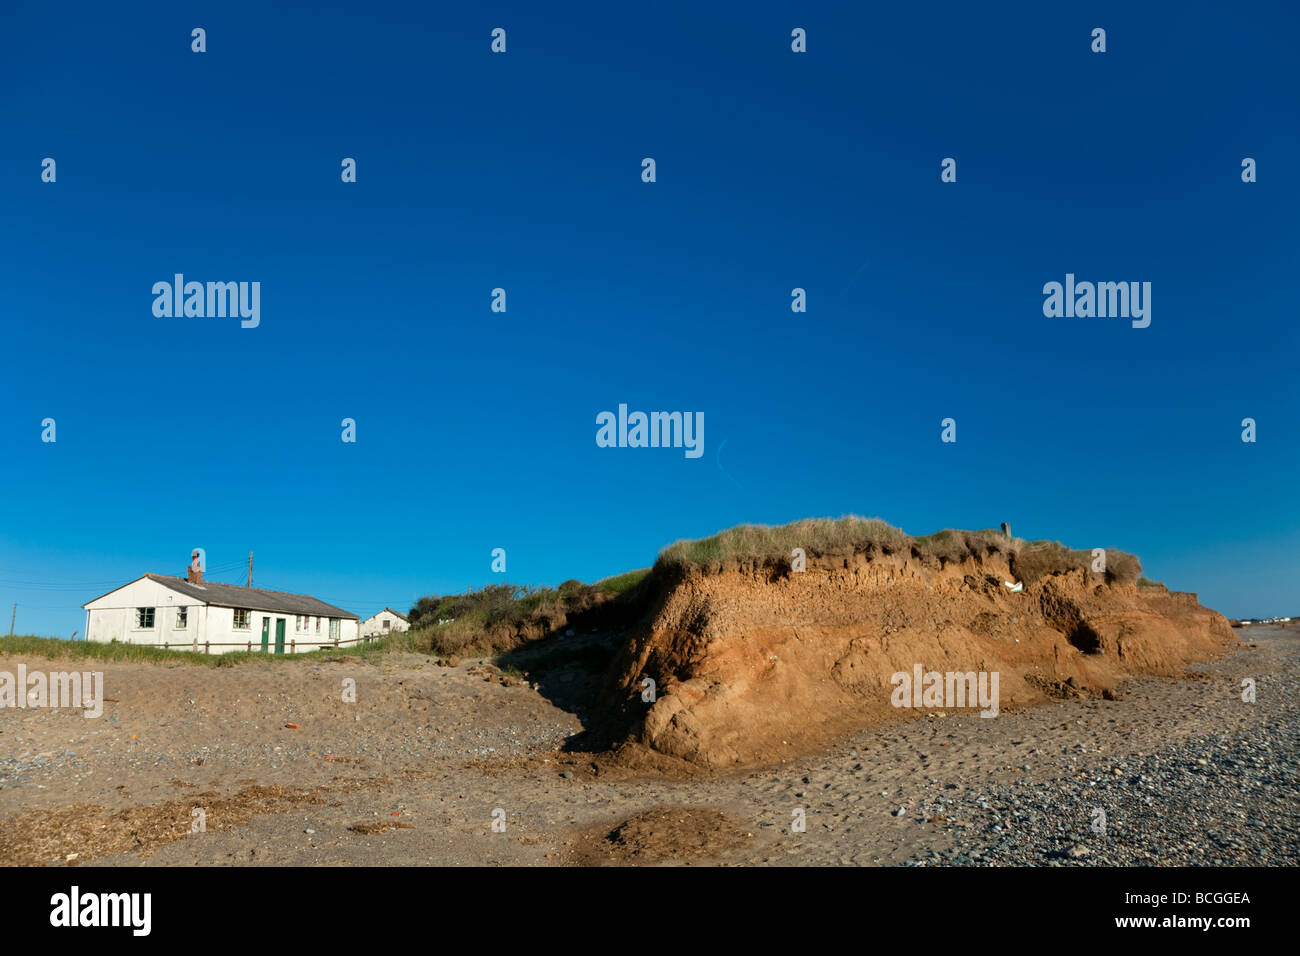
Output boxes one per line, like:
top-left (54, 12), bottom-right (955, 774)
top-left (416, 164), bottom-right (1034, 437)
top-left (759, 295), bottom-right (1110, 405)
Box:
top-left (134, 607), bottom-right (155, 629)
top-left (174, 606), bottom-right (188, 629)
top-left (233, 608), bottom-right (251, 631)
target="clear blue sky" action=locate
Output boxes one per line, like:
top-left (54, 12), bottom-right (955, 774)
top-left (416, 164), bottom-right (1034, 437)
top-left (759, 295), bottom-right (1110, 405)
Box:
top-left (2, 0), bottom-right (1296, 636)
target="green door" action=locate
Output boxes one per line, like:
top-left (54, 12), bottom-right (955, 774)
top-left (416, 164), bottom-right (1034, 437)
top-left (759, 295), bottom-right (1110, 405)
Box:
top-left (261, 618), bottom-right (270, 652)
top-left (275, 618), bottom-right (286, 655)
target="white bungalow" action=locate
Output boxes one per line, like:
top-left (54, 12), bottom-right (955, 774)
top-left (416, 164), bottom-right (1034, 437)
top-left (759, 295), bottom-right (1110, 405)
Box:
top-left (361, 608), bottom-right (410, 637)
top-left (82, 563), bottom-right (359, 654)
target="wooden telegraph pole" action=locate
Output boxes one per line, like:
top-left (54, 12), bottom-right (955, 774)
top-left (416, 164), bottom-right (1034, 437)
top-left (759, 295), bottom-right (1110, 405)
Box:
top-left (248, 552), bottom-right (254, 588)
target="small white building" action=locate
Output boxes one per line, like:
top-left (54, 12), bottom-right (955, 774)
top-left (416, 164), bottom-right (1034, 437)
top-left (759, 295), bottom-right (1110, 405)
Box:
top-left (361, 608), bottom-right (409, 637)
top-left (83, 565), bottom-right (359, 655)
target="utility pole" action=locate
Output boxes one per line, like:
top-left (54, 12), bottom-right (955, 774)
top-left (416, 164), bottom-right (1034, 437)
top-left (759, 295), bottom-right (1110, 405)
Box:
top-left (248, 552), bottom-right (254, 588)
top-left (9, 603), bottom-right (15, 637)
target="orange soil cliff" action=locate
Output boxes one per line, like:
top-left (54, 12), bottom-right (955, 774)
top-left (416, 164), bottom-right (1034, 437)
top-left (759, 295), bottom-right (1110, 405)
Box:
top-left (595, 548), bottom-right (1235, 768)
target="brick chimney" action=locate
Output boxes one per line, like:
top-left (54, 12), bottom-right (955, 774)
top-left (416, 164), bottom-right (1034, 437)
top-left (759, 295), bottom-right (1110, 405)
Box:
top-left (187, 550), bottom-right (204, 584)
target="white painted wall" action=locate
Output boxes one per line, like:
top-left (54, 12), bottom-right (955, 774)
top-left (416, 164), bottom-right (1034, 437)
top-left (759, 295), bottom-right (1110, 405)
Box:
top-left (361, 609), bottom-right (410, 637)
top-left (85, 577), bottom-right (195, 646)
top-left (85, 577), bottom-right (359, 655)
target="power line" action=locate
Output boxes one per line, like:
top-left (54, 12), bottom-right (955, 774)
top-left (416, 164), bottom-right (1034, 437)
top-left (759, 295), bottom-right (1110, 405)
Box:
top-left (0, 602), bottom-right (87, 610)
top-left (0, 560), bottom-right (248, 591)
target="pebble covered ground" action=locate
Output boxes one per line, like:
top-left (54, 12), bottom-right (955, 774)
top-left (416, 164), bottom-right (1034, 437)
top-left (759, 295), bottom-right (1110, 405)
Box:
top-left (900, 629), bottom-right (1298, 866)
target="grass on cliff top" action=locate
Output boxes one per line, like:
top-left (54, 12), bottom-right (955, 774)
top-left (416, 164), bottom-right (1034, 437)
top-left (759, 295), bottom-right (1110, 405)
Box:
top-left (656, 517), bottom-right (912, 567)
top-left (654, 515), bottom-right (1141, 584)
top-left (655, 516), bottom-right (995, 567)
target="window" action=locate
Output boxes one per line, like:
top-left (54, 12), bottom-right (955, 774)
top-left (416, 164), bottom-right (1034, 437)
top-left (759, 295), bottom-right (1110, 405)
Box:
top-left (382, 619), bottom-right (391, 631)
top-left (175, 607), bottom-right (188, 629)
top-left (233, 609), bottom-right (251, 630)
top-left (315, 617), bottom-right (321, 634)
top-left (329, 618), bottom-right (340, 639)
top-left (135, 607), bottom-right (155, 629)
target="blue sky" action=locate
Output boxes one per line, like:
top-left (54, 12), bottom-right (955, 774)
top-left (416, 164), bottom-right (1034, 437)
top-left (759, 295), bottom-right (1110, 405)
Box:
top-left (2, 0), bottom-right (1296, 636)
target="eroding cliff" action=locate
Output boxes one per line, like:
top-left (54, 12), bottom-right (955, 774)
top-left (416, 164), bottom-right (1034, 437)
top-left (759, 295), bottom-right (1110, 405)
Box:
top-left (594, 544), bottom-right (1234, 768)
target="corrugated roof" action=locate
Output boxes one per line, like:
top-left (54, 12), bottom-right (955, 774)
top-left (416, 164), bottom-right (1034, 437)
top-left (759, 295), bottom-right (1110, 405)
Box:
top-left (143, 574), bottom-right (358, 619)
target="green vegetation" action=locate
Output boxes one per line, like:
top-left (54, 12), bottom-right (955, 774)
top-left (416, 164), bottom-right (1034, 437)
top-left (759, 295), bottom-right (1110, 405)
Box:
top-left (596, 568), bottom-right (651, 595)
top-left (0, 633), bottom-right (402, 667)
top-left (412, 584), bottom-right (564, 628)
top-left (358, 573), bottom-right (649, 663)
top-left (655, 516), bottom-right (911, 569)
top-left (399, 577), bottom-right (636, 660)
top-left (0, 634), bottom-right (283, 667)
top-left (655, 515), bottom-right (1142, 585)
top-left (1012, 540), bottom-right (1140, 585)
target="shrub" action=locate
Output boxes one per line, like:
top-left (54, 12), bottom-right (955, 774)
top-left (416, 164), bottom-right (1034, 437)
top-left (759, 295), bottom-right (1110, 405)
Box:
top-left (399, 580), bottom-right (619, 660)
top-left (407, 595), bottom-right (443, 628)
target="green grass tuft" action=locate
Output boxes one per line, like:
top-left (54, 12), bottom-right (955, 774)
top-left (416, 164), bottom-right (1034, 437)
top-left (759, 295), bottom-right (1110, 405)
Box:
top-left (596, 568), bottom-right (651, 595)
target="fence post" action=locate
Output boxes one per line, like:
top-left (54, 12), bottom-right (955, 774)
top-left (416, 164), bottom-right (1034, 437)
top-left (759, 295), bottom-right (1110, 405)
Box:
top-left (204, 641), bottom-right (210, 654)
top-left (247, 641), bottom-right (251, 652)
top-left (291, 640), bottom-right (296, 655)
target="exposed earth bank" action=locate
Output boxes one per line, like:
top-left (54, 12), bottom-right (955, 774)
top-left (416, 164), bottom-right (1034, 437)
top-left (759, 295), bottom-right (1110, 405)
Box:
top-left (596, 548), bottom-right (1235, 768)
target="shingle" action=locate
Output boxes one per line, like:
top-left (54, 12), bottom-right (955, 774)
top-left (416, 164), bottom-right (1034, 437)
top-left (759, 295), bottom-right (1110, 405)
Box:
top-left (145, 574), bottom-right (358, 619)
